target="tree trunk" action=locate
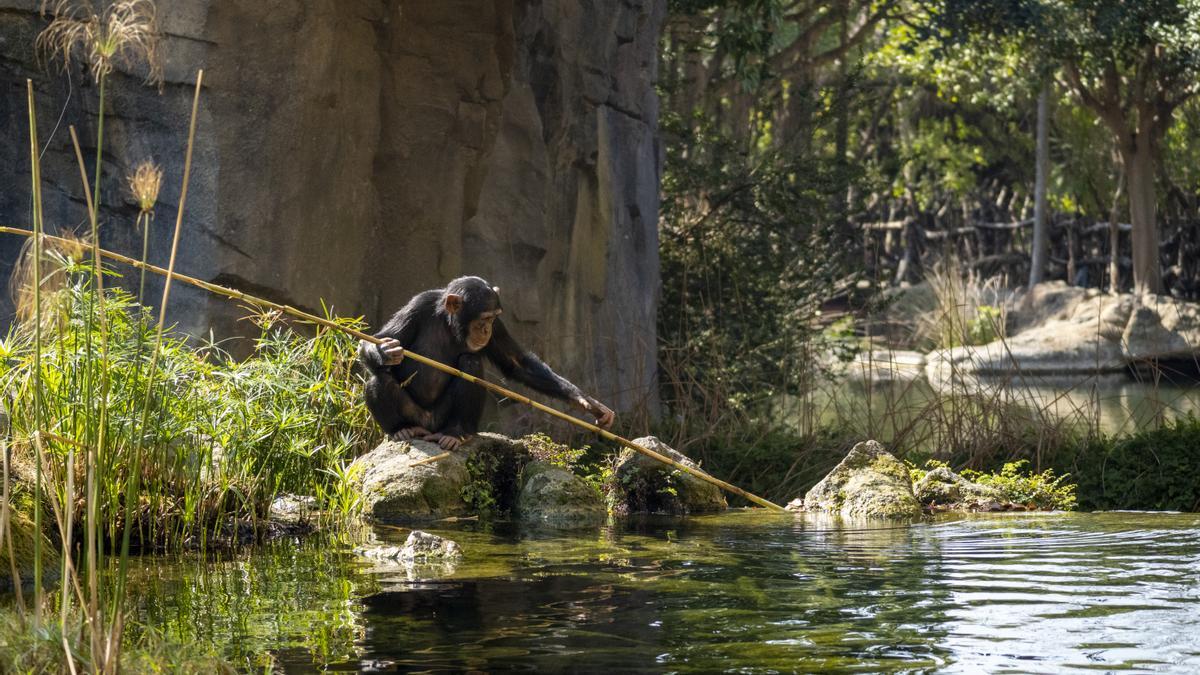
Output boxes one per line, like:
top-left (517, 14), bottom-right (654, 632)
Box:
top-left (1028, 82), bottom-right (1050, 288)
top-left (1108, 157), bottom-right (1125, 294)
top-left (1122, 144), bottom-right (1163, 294)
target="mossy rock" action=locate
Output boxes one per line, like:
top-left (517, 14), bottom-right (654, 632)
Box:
top-left (789, 440), bottom-right (921, 519)
top-left (350, 438), bottom-right (472, 522)
top-left (914, 467), bottom-right (1005, 510)
top-left (516, 461), bottom-right (605, 527)
top-left (611, 437), bottom-right (727, 515)
top-left (0, 506), bottom-right (61, 592)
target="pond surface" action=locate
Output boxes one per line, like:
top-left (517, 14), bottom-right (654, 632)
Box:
top-left (121, 511), bottom-right (1200, 673)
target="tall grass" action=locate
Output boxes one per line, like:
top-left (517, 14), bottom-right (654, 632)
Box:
top-left (2, 7), bottom-right (379, 668)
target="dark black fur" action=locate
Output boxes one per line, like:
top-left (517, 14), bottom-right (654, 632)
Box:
top-left (359, 276), bottom-right (588, 438)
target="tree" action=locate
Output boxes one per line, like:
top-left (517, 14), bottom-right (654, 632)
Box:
top-left (932, 0), bottom-right (1200, 294)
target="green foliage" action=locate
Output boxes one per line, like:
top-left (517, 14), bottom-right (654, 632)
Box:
top-left (0, 606), bottom-right (233, 674)
top-left (461, 443), bottom-right (530, 517)
top-left (961, 460), bottom-right (1077, 511)
top-left (1056, 417), bottom-right (1200, 512)
top-left (0, 279), bottom-right (378, 549)
top-left (907, 458), bottom-right (949, 485)
top-left (521, 433), bottom-right (588, 470)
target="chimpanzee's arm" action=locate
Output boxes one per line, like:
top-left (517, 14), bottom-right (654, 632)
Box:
top-left (357, 290), bottom-right (439, 372)
top-left (484, 323), bottom-right (616, 428)
top-left (484, 319), bottom-right (589, 405)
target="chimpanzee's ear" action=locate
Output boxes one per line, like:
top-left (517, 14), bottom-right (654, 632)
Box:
top-left (444, 293), bottom-right (463, 315)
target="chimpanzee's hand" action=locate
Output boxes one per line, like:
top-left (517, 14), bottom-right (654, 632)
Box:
top-left (375, 337), bottom-right (405, 366)
top-left (423, 433), bottom-right (464, 451)
top-left (578, 397), bottom-right (615, 429)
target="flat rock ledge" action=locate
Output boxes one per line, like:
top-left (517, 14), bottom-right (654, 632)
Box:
top-left (787, 440), bottom-right (921, 519)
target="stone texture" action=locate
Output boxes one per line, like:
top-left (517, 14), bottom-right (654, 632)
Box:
top-left (350, 438), bottom-right (471, 522)
top-left (788, 440), bottom-right (920, 519)
top-left (610, 436), bottom-right (727, 515)
top-left (1122, 295), bottom-right (1200, 362)
top-left (516, 460), bottom-right (605, 527)
top-left (0, 0), bottom-right (665, 426)
top-left (913, 467), bottom-right (1004, 510)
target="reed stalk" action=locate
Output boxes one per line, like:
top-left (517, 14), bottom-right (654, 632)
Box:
top-left (26, 78), bottom-right (46, 629)
top-left (114, 70), bottom-right (205, 635)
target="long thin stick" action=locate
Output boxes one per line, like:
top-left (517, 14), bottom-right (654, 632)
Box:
top-left (0, 226), bottom-right (785, 511)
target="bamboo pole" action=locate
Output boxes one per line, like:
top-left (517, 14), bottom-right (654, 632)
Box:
top-left (0, 226), bottom-right (786, 511)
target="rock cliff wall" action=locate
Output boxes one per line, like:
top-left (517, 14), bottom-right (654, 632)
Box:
top-left (0, 0), bottom-right (663, 417)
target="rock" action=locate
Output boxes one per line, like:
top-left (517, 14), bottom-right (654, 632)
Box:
top-left (610, 437), bottom-right (727, 515)
top-left (269, 494), bottom-right (318, 524)
top-left (914, 467), bottom-right (1004, 510)
top-left (845, 349), bottom-right (926, 382)
top-left (1122, 295), bottom-right (1200, 363)
top-left (0, 0), bottom-right (666, 425)
top-left (789, 440), bottom-right (920, 519)
top-left (0, 508), bottom-right (60, 592)
top-left (350, 439), bottom-right (471, 522)
top-left (356, 531), bottom-right (463, 561)
top-left (516, 461), bottom-right (606, 527)
top-left (926, 318), bottom-right (1127, 382)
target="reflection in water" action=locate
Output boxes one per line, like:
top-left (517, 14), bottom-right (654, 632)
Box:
top-left (802, 376), bottom-right (1200, 453)
top-left (110, 512), bottom-right (1200, 673)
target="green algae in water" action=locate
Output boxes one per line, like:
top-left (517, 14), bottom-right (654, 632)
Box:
top-left (27, 511), bottom-right (1200, 673)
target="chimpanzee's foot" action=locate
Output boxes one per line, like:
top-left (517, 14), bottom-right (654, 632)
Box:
top-left (390, 426), bottom-right (431, 442)
top-left (423, 433), bottom-right (465, 451)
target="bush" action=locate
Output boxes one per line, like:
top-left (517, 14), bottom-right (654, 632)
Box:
top-left (1054, 417), bottom-right (1200, 512)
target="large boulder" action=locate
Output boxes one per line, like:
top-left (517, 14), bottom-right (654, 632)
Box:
top-left (610, 437), bottom-right (727, 515)
top-left (516, 461), bottom-right (606, 527)
top-left (926, 288), bottom-right (1132, 386)
top-left (350, 439), bottom-right (472, 522)
top-left (1122, 295), bottom-right (1200, 363)
top-left (788, 440), bottom-right (920, 519)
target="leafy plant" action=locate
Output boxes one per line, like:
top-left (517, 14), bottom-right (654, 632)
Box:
top-left (961, 460), bottom-right (1076, 511)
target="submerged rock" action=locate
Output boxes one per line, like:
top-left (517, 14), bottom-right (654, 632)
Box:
top-left (0, 509), bottom-right (60, 592)
top-left (357, 531), bottom-right (463, 561)
top-left (610, 437), bottom-right (727, 515)
top-left (789, 440), bottom-right (921, 519)
top-left (913, 467), bottom-right (1005, 511)
top-left (350, 438), bottom-right (472, 521)
top-left (516, 461), bottom-right (606, 527)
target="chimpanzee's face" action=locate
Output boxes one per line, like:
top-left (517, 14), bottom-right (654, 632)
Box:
top-left (467, 309), bottom-right (501, 351)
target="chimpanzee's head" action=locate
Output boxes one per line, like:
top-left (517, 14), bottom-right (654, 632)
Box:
top-left (440, 276), bottom-right (502, 352)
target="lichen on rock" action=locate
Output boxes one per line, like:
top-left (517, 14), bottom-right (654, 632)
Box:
top-left (789, 440), bottom-right (921, 519)
top-left (913, 467), bottom-right (1005, 511)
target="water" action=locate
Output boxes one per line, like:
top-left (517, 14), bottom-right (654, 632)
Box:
top-left (119, 511), bottom-right (1200, 673)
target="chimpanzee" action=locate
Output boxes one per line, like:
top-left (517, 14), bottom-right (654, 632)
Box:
top-left (358, 276), bottom-right (616, 450)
